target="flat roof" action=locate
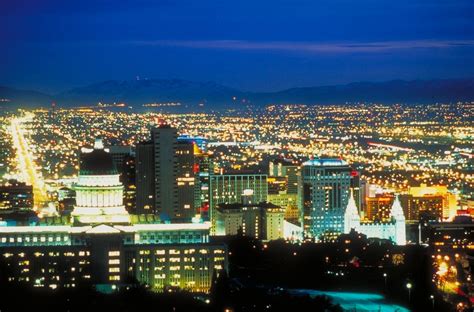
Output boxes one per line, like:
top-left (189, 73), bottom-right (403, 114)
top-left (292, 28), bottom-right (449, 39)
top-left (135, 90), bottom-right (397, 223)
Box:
top-left (302, 158), bottom-right (348, 167)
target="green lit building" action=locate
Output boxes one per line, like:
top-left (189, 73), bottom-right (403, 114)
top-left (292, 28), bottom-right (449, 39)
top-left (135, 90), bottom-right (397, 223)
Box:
top-left (209, 173), bottom-right (268, 233)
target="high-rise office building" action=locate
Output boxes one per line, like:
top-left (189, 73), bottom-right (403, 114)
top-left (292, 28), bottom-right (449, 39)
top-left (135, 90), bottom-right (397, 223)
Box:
top-left (176, 138), bottom-right (199, 220)
top-left (107, 146), bottom-right (136, 213)
top-left (400, 185), bottom-right (457, 221)
top-left (366, 193), bottom-right (395, 221)
top-left (135, 141), bottom-right (154, 214)
top-left (135, 126), bottom-right (202, 221)
top-left (195, 152), bottom-right (212, 220)
top-left (135, 126), bottom-right (179, 218)
top-left (152, 125), bottom-right (179, 220)
top-left (267, 176), bottom-right (298, 224)
top-left (269, 159), bottom-right (299, 194)
top-left (177, 136), bottom-right (213, 220)
top-left (299, 158), bottom-right (352, 240)
top-left (107, 146), bottom-right (134, 170)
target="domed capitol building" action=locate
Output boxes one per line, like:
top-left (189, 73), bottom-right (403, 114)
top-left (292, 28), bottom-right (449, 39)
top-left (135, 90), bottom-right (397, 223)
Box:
top-left (72, 139), bottom-right (131, 225)
top-left (0, 139), bottom-right (227, 292)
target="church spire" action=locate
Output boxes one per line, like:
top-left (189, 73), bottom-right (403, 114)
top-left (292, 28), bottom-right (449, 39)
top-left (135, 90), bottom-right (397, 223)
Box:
top-left (345, 189), bottom-right (359, 217)
top-left (344, 188), bottom-right (360, 233)
top-left (390, 195), bottom-right (405, 220)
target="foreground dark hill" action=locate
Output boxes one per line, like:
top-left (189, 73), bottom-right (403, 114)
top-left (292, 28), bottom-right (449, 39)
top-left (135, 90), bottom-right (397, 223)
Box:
top-left (1, 78), bottom-right (473, 108)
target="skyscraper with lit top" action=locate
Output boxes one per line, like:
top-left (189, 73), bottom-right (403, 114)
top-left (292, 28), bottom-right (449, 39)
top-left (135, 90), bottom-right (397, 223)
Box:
top-left (299, 158), bottom-right (352, 241)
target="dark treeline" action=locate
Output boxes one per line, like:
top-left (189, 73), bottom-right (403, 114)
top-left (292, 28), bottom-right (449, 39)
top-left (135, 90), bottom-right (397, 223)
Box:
top-left (214, 232), bottom-right (457, 312)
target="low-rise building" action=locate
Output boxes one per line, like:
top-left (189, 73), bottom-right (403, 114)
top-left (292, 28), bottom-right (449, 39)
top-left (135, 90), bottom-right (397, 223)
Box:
top-left (215, 202), bottom-right (285, 241)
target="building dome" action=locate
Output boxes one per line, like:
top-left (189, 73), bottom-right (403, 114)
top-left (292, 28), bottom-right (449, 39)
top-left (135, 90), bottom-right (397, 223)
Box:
top-left (73, 138), bottom-right (130, 225)
top-left (79, 139), bottom-right (117, 175)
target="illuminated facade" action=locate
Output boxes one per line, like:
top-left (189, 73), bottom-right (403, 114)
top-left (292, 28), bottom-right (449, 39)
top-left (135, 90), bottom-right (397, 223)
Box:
top-left (400, 185), bottom-right (457, 221)
top-left (344, 191), bottom-right (407, 245)
top-left (366, 194), bottom-right (394, 222)
top-left (269, 159), bottom-right (299, 194)
top-left (0, 224), bottom-right (226, 292)
top-left (299, 158), bottom-right (352, 240)
top-left (215, 202), bottom-right (285, 241)
top-left (135, 126), bottom-right (202, 221)
top-left (268, 175), bottom-right (299, 223)
top-left (71, 139), bottom-right (131, 225)
top-left (176, 137), bottom-right (200, 221)
top-left (0, 180), bottom-right (33, 211)
top-left (209, 173), bottom-right (268, 232)
top-left (0, 139), bottom-right (228, 292)
top-left (267, 192), bottom-right (298, 223)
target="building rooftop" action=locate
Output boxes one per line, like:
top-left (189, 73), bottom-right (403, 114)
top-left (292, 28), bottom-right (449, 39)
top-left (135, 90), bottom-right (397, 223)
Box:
top-left (217, 202), bottom-right (281, 211)
top-left (302, 158), bottom-right (348, 167)
top-left (271, 158), bottom-right (296, 166)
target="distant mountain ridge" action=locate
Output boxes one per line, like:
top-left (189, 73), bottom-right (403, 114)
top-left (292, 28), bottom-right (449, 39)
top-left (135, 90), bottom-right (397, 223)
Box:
top-left (252, 78), bottom-right (474, 105)
top-left (57, 79), bottom-right (242, 107)
top-left (0, 86), bottom-right (52, 107)
top-left (1, 78), bottom-right (473, 108)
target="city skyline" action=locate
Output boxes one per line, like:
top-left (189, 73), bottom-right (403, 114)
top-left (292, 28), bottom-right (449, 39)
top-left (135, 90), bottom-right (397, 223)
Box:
top-left (0, 103), bottom-right (472, 311)
top-left (0, 1), bottom-right (472, 311)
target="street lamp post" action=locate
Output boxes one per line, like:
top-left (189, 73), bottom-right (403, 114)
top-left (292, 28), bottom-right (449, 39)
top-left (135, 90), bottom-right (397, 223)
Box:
top-left (406, 283), bottom-right (412, 302)
top-left (430, 295), bottom-right (434, 309)
top-left (383, 273), bottom-right (387, 288)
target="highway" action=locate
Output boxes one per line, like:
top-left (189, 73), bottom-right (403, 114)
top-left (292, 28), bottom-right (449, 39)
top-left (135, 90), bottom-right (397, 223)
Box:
top-left (9, 113), bottom-right (49, 208)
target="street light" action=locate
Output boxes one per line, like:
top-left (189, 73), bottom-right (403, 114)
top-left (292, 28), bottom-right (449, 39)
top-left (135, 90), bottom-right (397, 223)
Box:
top-left (383, 273), bottom-right (387, 288)
top-left (430, 295), bottom-right (434, 309)
top-left (406, 283), bottom-right (412, 302)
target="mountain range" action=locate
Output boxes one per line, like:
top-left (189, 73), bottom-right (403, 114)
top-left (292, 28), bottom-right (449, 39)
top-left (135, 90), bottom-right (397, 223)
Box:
top-left (1, 78), bottom-right (473, 109)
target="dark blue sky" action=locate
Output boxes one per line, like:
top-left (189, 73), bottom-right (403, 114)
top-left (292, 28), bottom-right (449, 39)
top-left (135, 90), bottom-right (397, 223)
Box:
top-left (1, 0), bottom-right (473, 93)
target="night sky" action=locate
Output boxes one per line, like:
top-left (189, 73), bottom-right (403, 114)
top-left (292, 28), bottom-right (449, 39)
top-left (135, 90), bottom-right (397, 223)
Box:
top-left (1, 0), bottom-right (473, 93)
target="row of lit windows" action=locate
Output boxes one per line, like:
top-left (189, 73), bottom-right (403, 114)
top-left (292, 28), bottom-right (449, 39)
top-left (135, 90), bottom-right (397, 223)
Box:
top-left (0, 235), bottom-right (70, 244)
top-left (3, 251), bottom-right (89, 258)
top-left (138, 233), bottom-right (203, 242)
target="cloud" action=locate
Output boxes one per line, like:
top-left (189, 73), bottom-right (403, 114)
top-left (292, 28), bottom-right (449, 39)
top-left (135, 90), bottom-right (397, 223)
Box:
top-left (130, 39), bottom-right (474, 54)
